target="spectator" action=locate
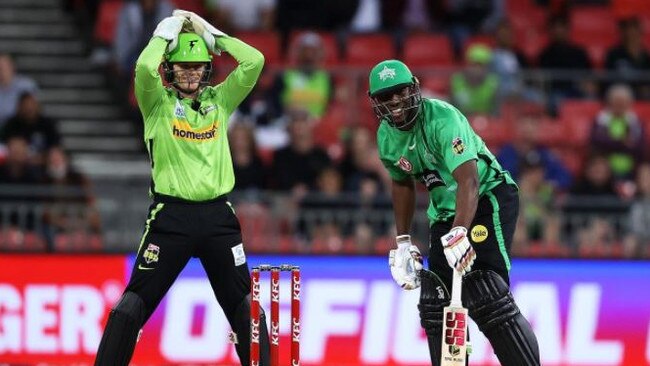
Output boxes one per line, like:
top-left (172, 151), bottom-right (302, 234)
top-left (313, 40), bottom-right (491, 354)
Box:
top-left (205, 0), bottom-right (276, 34)
top-left (605, 17), bottom-right (650, 99)
top-left (42, 147), bottom-right (101, 251)
top-left (378, 0), bottom-right (447, 34)
top-left (537, 16), bottom-right (593, 114)
top-left (276, 0), bottom-right (357, 36)
top-left (350, 0), bottom-right (381, 33)
top-left (567, 154), bottom-right (624, 257)
top-left (267, 32), bottom-right (333, 120)
top-left (339, 126), bottom-right (385, 193)
top-left (0, 137), bottom-right (42, 186)
top-left (491, 20), bottom-right (542, 103)
top-left (113, 0), bottom-right (173, 76)
top-left (450, 44), bottom-right (499, 115)
top-left (627, 162), bottom-right (650, 257)
top-left (0, 53), bottom-right (38, 128)
top-left (447, 0), bottom-right (505, 56)
top-left (513, 154), bottom-right (562, 256)
top-left (497, 112), bottom-right (572, 190)
top-left (590, 84), bottom-right (645, 179)
top-left (229, 122), bottom-right (267, 192)
top-left (269, 109), bottom-right (331, 193)
top-left (1, 92), bottom-right (61, 160)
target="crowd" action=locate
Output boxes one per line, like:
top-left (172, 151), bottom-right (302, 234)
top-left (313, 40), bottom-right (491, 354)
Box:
top-left (1, 0), bottom-right (650, 256)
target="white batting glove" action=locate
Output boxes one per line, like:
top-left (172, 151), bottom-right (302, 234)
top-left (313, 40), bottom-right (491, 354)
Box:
top-left (173, 9), bottom-right (227, 54)
top-left (440, 227), bottom-right (476, 275)
top-left (389, 235), bottom-right (423, 290)
top-left (153, 16), bottom-right (185, 52)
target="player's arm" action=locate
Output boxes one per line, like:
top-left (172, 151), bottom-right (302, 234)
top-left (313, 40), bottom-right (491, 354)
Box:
top-left (451, 160), bottom-right (479, 229)
top-left (391, 177), bottom-right (415, 235)
top-left (135, 16), bottom-right (184, 117)
top-left (215, 36), bottom-right (265, 114)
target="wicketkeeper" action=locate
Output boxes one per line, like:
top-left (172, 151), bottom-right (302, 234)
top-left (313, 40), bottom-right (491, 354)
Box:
top-left (369, 59), bottom-right (540, 365)
top-left (94, 10), bottom-right (270, 366)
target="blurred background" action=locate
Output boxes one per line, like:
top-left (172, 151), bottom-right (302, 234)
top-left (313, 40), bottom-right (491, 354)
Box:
top-left (1, 0), bottom-right (650, 365)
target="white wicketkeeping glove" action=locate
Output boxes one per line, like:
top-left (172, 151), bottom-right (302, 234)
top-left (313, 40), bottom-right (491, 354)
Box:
top-left (389, 235), bottom-right (423, 290)
top-left (173, 9), bottom-right (227, 54)
top-left (153, 16), bottom-right (185, 52)
top-left (440, 226), bottom-right (476, 275)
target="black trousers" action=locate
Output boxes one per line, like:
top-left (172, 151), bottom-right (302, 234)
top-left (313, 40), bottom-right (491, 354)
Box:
top-left (428, 182), bottom-right (519, 289)
top-left (126, 194), bottom-right (250, 326)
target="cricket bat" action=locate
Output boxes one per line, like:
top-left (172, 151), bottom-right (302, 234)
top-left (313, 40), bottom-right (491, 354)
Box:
top-left (441, 269), bottom-right (468, 366)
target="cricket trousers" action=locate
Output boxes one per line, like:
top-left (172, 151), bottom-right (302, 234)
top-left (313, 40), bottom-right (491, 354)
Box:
top-left (428, 182), bottom-right (519, 291)
top-left (126, 194), bottom-right (250, 323)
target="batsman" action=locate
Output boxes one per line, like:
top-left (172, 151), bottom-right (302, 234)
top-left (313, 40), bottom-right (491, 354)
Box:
top-left (369, 60), bottom-right (540, 365)
top-left (94, 10), bottom-right (270, 366)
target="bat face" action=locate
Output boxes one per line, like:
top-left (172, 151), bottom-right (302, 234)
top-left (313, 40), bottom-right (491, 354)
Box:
top-left (441, 306), bottom-right (468, 365)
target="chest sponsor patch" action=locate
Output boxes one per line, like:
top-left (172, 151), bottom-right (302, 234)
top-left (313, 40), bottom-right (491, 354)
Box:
top-left (396, 156), bottom-right (413, 172)
top-left (420, 169), bottom-right (446, 190)
top-left (172, 120), bottom-right (219, 141)
top-left (471, 224), bottom-right (488, 243)
top-left (452, 137), bottom-right (465, 155)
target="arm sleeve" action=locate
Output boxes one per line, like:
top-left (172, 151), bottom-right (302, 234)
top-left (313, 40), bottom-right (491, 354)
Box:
top-left (437, 107), bottom-right (479, 174)
top-left (214, 36), bottom-right (265, 115)
top-left (134, 37), bottom-right (167, 118)
top-left (381, 158), bottom-right (410, 181)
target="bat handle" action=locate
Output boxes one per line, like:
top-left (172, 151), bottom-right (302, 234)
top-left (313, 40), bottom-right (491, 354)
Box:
top-left (450, 269), bottom-right (463, 307)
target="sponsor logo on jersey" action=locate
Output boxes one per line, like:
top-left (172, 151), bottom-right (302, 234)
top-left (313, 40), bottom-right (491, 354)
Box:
top-left (470, 225), bottom-right (488, 243)
top-left (420, 169), bottom-right (445, 190)
top-left (174, 100), bottom-right (186, 119)
top-left (396, 156), bottom-right (412, 172)
top-left (452, 137), bottom-right (465, 154)
top-left (172, 120), bottom-right (219, 141)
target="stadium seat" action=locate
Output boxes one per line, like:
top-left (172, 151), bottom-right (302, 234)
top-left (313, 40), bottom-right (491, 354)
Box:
top-left (289, 31), bottom-right (340, 66)
top-left (94, 0), bottom-right (123, 45)
top-left (345, 34), bottom-right (396, 67)
top-left (558, 100), bottom-right (601, 145)
top-left (469, 116), bottom-right (514, 149)
top-left (570, 6), bottom-right (618, 47)
top-left (236, 32), bottom-right (282, 66)
top-left (315, 103), bottom-right (348, 147)
top-left (419, 74), bottom-right (450, 98)
top-left (403, 33), bottom-right (454, 67)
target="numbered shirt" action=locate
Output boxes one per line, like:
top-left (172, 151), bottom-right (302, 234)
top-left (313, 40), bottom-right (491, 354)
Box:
top-left (377, 98), bottom-right (515, 224)
top-left (135, 36), bottom-right (264, 201)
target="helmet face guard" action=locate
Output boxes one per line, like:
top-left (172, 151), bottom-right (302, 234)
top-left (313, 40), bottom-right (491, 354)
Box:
top-left (368, 60), bottom-right (422, 130)
top-left (370, 82), bottom-right (422, 130)
top-left (163, 62), bottom-right (213, 93)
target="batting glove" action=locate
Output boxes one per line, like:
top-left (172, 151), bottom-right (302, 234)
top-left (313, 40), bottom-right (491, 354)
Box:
top-left (153, 16), bottom-right (185, 52)
top-left (173, 9), bottom-right (227, 54)
top-left (389, 235), bottom-right (423, 290)
top-left (440, 226), bottom-right (476, 275)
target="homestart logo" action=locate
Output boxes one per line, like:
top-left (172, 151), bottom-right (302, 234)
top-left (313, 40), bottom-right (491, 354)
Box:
top-left (172, 121), bottom-right (218, 141)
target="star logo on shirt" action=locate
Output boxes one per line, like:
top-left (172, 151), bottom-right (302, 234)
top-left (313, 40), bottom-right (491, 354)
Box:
top-left (378, 66), bottom-right (396, 81)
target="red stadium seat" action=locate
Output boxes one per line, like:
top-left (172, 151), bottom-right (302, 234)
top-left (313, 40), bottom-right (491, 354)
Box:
top-left (289, 31), bottom-right (340, 66)
top-left (315, 103), bottom-right (348, 147)
top-left (236, 32), bottom-right (282, 66)
top-left (469, 116), bottom-right (514, 149)
top-left (403, 33), bottom-right (454, 67)
top-left (94, 0), bottom-right (123, 45)
top-left (570, 6), bottom-right (618, 49)
top-left (558, 100), bottom-right (601, 145)
top-left (346, 34), bottom-right (396, 67)
top-left (419, 74), bottom-right (450, 98)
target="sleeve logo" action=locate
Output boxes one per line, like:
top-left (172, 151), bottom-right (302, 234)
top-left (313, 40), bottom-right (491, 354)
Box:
top-left (396, 156), bottom-right (413, 172)
top-left (452, 137), bottom-right (465, 155)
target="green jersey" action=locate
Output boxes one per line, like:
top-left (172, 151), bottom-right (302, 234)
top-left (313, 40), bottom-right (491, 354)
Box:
top-left (377, 98), bottom-right (515, 224)
top-left (135, 36), bottom-right (264, 201)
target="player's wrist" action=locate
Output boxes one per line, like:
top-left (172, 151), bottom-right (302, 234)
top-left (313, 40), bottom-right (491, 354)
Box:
top-left (396, 234), bottom-right (411, 247)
